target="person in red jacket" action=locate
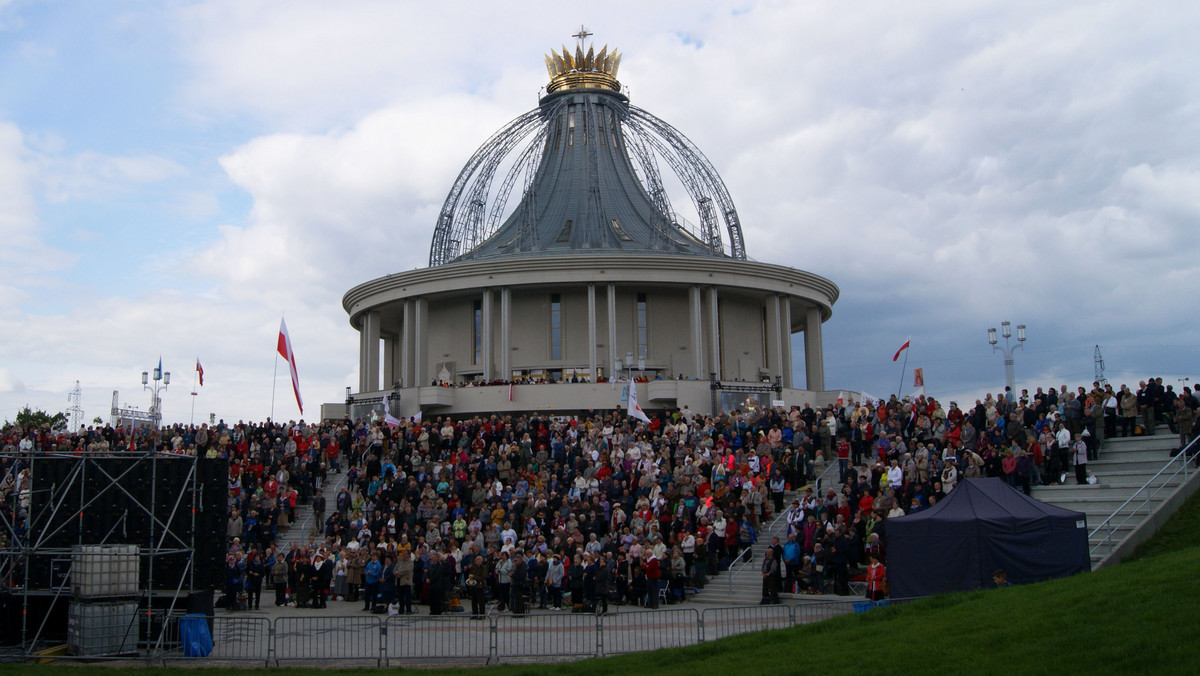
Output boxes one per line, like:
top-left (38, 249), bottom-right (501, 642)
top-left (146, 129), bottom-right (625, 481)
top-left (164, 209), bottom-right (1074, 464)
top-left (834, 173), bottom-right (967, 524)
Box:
top-left (865, 553), bottom-right (887, 601)
top-left (644, 553), bottom-right (662, 608)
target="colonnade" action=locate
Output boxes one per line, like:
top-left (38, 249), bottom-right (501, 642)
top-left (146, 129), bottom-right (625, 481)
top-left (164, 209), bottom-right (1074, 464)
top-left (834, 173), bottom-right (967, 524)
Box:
top-left (355, 284), bottom-right (827, 394)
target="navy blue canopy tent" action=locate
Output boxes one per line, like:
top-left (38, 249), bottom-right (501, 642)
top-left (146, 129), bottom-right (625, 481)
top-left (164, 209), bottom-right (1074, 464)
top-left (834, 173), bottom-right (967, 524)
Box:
top-left (884, 478), bottom-right (1091, 598)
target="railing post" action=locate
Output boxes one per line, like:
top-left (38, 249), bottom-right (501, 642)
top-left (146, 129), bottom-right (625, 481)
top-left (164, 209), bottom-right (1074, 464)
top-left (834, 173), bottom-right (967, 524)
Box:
top-left (379, 617), bottom-right (388, 667)
top-left (268, 617), bottom-right (277, 668)
top-left (697, 608), bottom-right (705, 643)
top-left (596, 611), bottom-right (604, 658)
top-left (488, 617), bottom-right (497, 665)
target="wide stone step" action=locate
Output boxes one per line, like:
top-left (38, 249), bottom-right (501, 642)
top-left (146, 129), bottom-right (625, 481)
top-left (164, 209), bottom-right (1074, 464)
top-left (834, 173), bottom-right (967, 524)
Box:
top-left (1087, 459), bottom-right (1178, 473)
top-left (1057, 504), bottom-right (1167, 521)
top-left (1088, 519), bottom-right (1142, 535)
top-left (1034, 478), bottom-right (1182, 493)
top-left (1100, 434), bottom-right (1180, 451)
top-left (1091, 467), bottom-right (1186, 479)
top-left (1034, 484), bottom-right (1179, 499)
top-left (1092, 449), bottom-right (1173, 463)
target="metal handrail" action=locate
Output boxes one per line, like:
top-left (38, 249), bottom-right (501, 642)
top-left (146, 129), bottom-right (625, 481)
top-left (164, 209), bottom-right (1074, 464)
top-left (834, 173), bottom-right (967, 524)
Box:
top-left (279, 467), bottom-right (351, 549)
top-left (1088, 435), bottom-right (1197, 558)
top-left (814, 457), bottom-right (842, 493)
top-left (725, 496), bottom-right (795, 593)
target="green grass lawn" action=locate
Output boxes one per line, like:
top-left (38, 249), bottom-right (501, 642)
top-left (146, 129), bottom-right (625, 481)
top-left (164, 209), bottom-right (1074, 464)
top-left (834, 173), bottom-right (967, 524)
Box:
top-left (8, 489), bottom-right (1200, 675)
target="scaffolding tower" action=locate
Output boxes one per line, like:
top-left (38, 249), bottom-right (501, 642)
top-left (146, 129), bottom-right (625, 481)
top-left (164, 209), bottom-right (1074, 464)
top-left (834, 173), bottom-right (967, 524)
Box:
top-left (0, 450), bottom-right (201, 655)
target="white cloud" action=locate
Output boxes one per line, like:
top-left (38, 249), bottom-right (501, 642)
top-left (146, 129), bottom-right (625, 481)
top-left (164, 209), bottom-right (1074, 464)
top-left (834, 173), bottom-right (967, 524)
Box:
top-left (37, 151), bottom-right (186, 202)
top-left (0, 121), bottom-right (71, 298)
top-left (0, 368), bottom-right (24, 394)
top-left (194, 94), bottom-right (520, 299)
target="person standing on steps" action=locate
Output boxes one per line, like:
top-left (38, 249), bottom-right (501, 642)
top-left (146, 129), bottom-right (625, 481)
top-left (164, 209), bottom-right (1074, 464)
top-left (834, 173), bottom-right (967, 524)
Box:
top-left (311, 490), bottom-right (326, 537)
top-left (1173, 398), bottom-right (1195, 455)
top-left (1072, 433), bottom-right (1090, 485)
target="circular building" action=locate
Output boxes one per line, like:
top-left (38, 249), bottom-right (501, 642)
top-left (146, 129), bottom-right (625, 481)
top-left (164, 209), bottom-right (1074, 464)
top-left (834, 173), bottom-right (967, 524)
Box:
top-left (338, 40), bottom-right (838, 419)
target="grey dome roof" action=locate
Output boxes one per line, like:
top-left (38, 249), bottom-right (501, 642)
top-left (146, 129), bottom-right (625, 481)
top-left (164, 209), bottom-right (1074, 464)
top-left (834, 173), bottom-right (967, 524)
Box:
top-left (428, 49), bottom-right (747, 267)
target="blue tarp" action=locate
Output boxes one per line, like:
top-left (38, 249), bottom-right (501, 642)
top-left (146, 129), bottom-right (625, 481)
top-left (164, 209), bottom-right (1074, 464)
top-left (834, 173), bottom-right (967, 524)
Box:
top-left (180, 613), bottom-right (213, 657)
top-left (884, 478), bottom-right (1090, 598)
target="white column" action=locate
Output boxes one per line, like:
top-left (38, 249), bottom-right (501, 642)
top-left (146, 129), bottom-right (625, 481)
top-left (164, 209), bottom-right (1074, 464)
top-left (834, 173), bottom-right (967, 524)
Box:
top-left (481, 288), bottom-right (493, 381)
top-left (414, 298), bottom-right (428, 386)
top-left (607, 283), bottom-right (617, 378)
top-left (357, 322), bottom-right (368, 392)
top-left (766, 294), bottom-right (782, 382)
top-left (781, 298), bottom-right (794, 389)
top-left (587, 283), bottom-right (597, 381)
top-left (690, 285), bottom-right (704, 377)
top-left (708, 287), bottom-right (721, 379)
top-left (401, 299), bottom-right (413, 388)
top-left (500, 287), bottom-right (511, 381)
top-left (805, 305), bottom-right (825, 391)
top-left (360, 310), bottom-right (381, 391)
top-left (383, 335), bottom-right (397, 389)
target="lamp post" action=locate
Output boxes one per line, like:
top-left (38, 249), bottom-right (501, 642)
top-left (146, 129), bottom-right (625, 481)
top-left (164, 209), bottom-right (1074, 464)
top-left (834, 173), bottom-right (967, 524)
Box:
top-left (987, 321), bottom-right (1026, 401)
top-left (141, 363), bottom-right (171, 428)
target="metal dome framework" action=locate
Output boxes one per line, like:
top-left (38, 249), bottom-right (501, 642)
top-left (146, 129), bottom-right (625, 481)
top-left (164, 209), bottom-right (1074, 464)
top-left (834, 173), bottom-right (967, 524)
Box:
top-left (428, 93), bottom-right (748, 267)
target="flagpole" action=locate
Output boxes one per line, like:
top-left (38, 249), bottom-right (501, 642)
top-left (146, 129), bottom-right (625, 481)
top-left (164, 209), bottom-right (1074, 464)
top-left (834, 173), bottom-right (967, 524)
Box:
top-left (271, 351), bottom-right (279, 422)
top-left (190, 360), bottom-right (198, 426)
top-left (897, 349), bottom-right (909, 398)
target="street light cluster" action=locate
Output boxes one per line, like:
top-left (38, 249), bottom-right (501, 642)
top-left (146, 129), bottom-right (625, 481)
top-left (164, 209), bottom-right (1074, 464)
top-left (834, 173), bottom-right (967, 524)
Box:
top-left (988, 321), bottom-right (1027, 401)
top-left (142, 365), bottom-right (170, 426)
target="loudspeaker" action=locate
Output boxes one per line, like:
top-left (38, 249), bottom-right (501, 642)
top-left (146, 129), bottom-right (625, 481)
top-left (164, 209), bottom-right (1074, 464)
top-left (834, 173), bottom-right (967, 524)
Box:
top-left (27, 456), bottom-right (229, 592)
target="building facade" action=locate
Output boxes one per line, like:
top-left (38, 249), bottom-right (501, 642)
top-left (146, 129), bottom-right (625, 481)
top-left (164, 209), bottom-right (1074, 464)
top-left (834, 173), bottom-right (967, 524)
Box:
top-left (332, 39), bottom-right (839, 419)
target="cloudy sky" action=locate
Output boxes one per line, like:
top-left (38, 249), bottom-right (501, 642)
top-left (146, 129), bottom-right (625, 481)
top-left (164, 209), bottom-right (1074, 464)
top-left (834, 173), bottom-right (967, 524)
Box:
top-left (1, 0), bottom-right (1197, 427)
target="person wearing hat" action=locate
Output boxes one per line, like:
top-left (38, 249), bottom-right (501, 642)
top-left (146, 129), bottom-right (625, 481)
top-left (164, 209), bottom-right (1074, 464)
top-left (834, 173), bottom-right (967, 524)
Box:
top-left (941, 457), bottom-right (959, 492)
top-left (787, 499), bottom-right (805, 536)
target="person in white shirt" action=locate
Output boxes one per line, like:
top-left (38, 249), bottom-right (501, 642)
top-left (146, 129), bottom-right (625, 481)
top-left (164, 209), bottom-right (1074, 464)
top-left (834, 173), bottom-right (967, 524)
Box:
top-left (887, 459), bottom-right (904, 490)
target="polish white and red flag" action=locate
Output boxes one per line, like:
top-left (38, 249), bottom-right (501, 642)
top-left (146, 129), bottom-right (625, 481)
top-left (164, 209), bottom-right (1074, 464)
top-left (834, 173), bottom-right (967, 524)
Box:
top-left (628, 383), bottom-right (651, 423)
top-left (196, 359), bottom-right (204, 387)
top-left (277, 318), bottom-right (303, 414)
top-left (892, 337), bottom-right (911, 362)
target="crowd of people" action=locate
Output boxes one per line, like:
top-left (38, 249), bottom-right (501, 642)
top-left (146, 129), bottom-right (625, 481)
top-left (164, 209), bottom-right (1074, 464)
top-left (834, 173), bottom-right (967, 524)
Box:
top-left (2, 377), bottom-right (1197, 612)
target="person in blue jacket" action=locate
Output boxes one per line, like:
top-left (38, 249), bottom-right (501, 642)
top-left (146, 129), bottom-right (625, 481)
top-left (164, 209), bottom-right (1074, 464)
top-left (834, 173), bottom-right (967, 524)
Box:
top-left (362, 551), bottom-right (383, 611)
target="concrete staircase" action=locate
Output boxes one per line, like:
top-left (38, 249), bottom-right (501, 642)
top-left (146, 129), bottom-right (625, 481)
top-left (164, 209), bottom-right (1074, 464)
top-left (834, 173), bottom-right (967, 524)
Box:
top-left (1031, 427), bottom-right (1195, 567)
top-left (691, 502), bottom-right (796, 606)
top-left (274, 471), bottom-right (351, 552)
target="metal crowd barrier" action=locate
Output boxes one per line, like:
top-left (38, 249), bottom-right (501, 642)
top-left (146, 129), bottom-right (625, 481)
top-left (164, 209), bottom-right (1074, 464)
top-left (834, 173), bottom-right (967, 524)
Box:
top-left (146, 599), bottom-right (902, 666)
top-left (384, 615), bottom-right (490, 666)
top-left (274, 615), bottom-right (383, 666)
top-left (599, 608), bottom-right (701, 656)
top-left (208, 615), bottom-right (272, 665)
top-left (494, 612), bottom-right (598, 661)
top-left (793, 600), bottom-right (856, 624)
top-left (701, 605), bottom-right (792, 641)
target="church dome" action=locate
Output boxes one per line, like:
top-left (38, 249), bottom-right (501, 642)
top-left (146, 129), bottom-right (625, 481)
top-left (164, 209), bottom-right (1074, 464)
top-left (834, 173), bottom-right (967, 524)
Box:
top-left (428, 37), bottom-right (748, 267)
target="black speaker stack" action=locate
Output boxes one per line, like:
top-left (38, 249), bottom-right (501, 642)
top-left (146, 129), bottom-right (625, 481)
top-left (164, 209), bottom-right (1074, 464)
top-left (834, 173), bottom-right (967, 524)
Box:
top-left (26, 455), bottom-right (228, 593)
